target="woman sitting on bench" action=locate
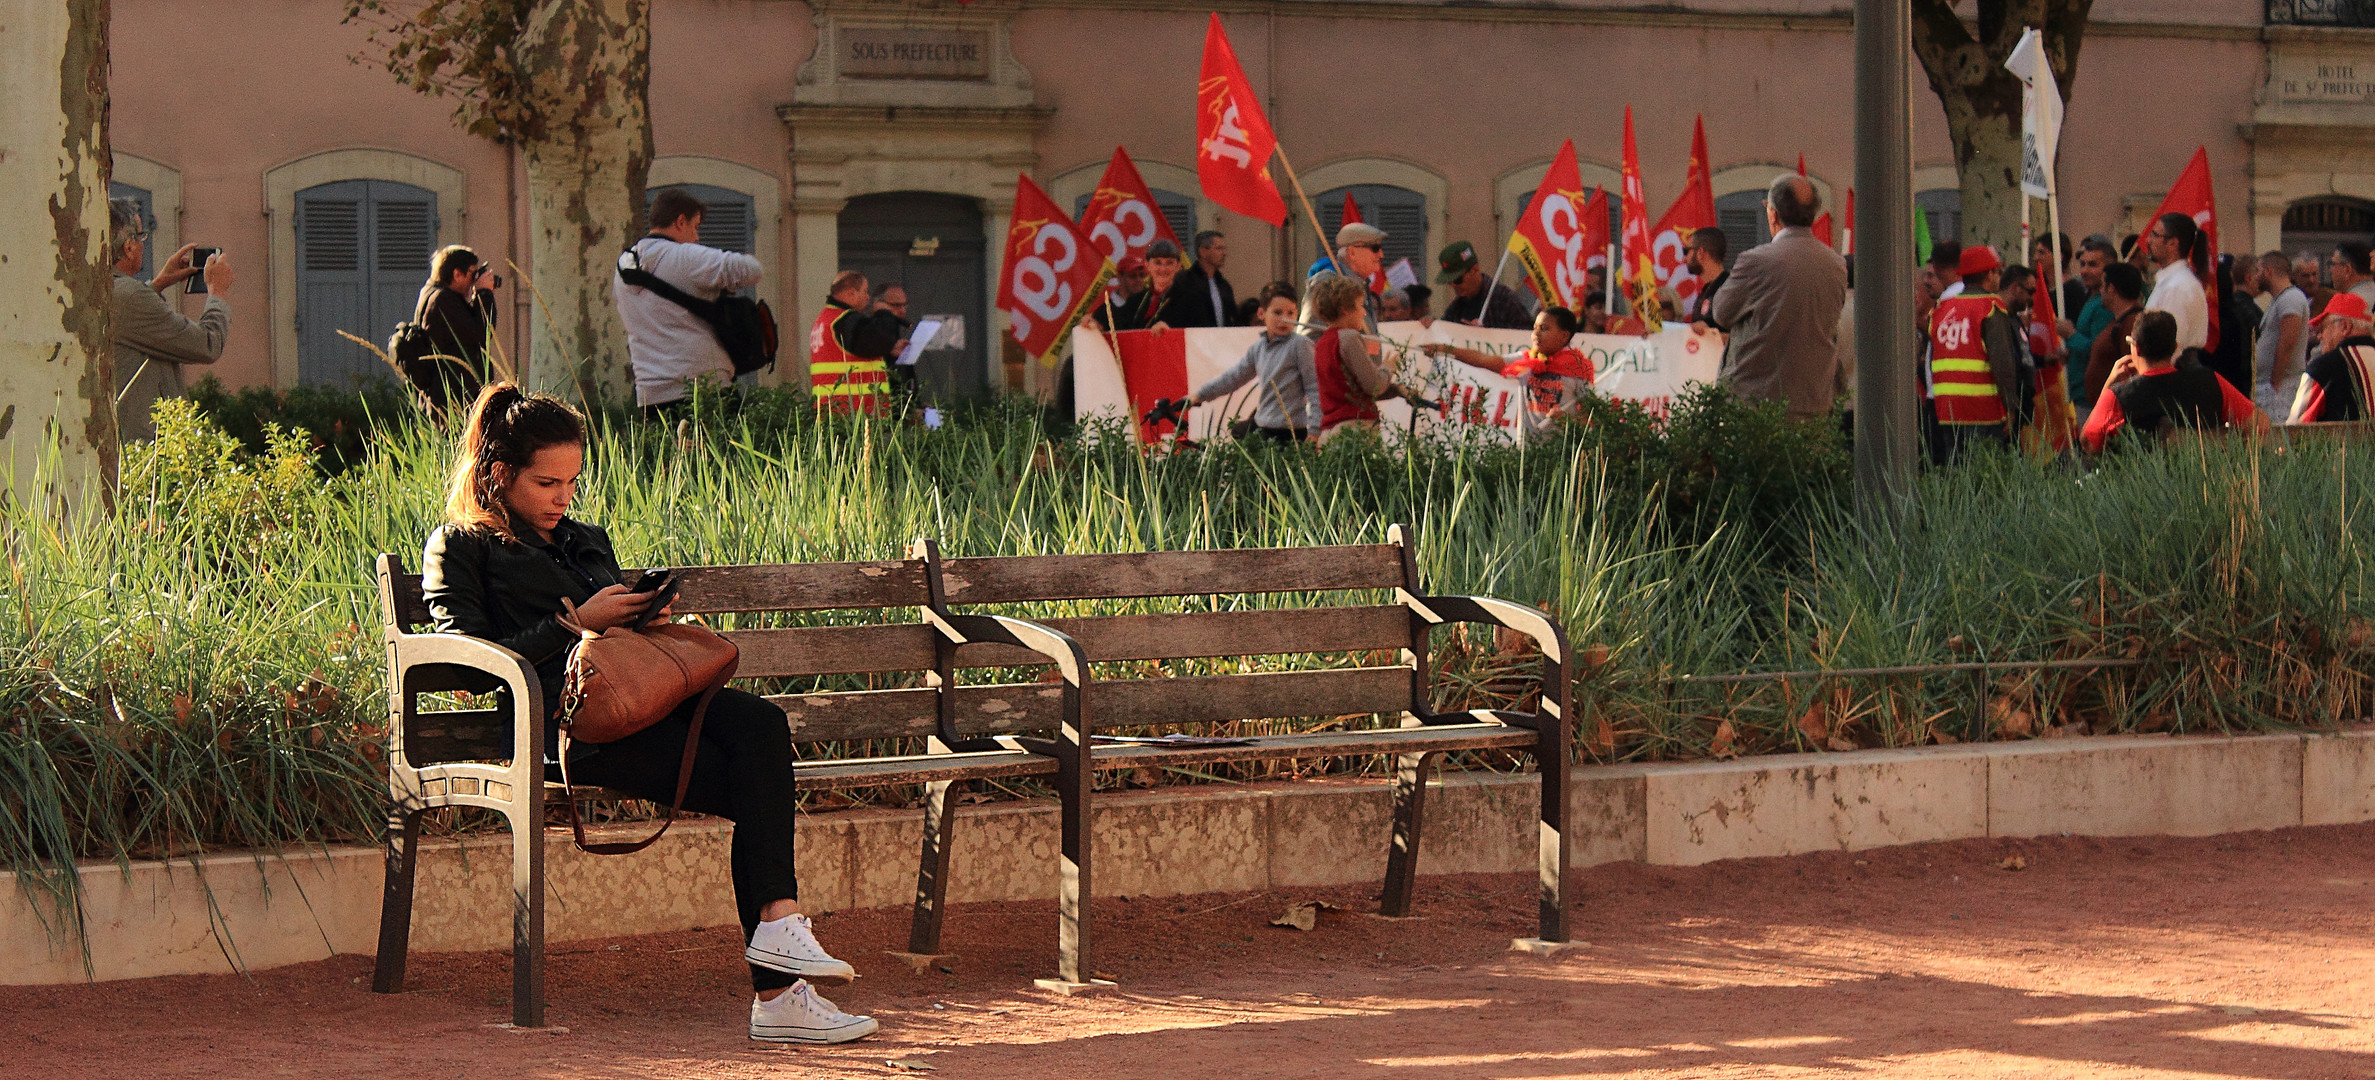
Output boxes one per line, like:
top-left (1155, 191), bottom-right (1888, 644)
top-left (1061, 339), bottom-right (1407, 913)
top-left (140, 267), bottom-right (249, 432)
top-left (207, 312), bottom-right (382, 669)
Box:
top-left (420, 383), bottom-right (877, 1045)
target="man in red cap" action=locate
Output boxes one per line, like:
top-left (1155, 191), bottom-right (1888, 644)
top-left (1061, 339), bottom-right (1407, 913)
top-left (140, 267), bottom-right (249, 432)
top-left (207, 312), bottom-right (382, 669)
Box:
top-left (1923, 244), bottom-right (2027, 463)
top-left (2288, 291), bottom-right (2375, 422)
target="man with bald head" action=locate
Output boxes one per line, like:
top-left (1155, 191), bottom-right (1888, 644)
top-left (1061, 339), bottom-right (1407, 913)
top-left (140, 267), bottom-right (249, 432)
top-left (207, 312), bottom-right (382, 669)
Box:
top-left (1709, 173), bottom-right (1851, 419)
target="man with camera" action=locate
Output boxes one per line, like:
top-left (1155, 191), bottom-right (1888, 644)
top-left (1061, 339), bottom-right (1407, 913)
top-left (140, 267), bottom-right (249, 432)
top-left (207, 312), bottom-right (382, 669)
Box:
top-left (109, 197), bottom-right (232, 442)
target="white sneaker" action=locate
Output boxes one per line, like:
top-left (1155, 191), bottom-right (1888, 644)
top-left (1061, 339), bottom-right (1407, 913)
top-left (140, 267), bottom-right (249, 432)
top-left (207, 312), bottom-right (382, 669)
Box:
top-left (746, 912), bottom-right (856, 983)
top-left (750, 980), bottom-right (879, 1044)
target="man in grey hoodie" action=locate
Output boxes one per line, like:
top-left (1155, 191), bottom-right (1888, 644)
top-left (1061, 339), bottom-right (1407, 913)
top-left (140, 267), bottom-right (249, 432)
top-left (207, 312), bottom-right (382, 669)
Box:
top-left (1187, 281), bottom-right (1319, 441)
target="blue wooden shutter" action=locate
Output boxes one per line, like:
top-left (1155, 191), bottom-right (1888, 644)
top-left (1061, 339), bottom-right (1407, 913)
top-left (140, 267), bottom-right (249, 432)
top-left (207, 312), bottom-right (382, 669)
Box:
top-left (1714, 190), bottom-right (1771, 267)
top-left (296, 181), bottom-right (369, 387)
top-left (370, 185), bottom-right (436, 383)
top-left (1916, 188), bottom-right (1963, 246)
top-left (647, 183), bottom-right (757, 294)
top-left (109, 181), bottom-right (157, 281)
top-left (1151, 189), bottom-right (1196, 245)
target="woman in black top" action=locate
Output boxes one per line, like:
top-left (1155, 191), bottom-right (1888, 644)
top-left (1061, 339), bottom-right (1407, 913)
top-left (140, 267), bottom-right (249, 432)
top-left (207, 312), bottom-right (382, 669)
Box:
top-left (420, 384), bottom-right (877, 1045)
top-left (407, 246), bottom-right (500, 410)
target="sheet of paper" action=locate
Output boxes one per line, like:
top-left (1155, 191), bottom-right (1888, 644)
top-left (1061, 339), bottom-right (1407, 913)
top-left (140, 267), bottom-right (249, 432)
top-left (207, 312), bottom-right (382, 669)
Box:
top-left (897, 319), bottom-right (943, 367)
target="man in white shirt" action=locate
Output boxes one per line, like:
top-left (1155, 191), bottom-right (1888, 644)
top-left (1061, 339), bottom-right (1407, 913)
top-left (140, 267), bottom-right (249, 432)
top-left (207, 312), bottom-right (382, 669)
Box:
top-left (2143, 212), bottom-right (2208, 351)
top-left (615, 188), bottom-right (764, 414)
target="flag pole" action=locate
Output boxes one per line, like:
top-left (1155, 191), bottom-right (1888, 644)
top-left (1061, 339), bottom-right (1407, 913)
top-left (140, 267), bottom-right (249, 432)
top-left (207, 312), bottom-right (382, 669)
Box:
top-left (1605, 242), bottom-right (1618, 314)
top-left (1273, 146), bottom-right (1342, 274)
top-left (1477, 250), bottom-right (1513, 325)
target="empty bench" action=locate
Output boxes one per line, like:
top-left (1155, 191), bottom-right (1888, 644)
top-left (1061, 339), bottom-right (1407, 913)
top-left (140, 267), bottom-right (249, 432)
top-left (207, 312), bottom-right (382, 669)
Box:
top-left (368, 526), bottom-right (1573, 1026)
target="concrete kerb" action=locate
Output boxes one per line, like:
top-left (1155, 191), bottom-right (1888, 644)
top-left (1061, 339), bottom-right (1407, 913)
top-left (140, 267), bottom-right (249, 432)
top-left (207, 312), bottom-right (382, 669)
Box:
top-left (6, 730), bottom-right (2370, 986)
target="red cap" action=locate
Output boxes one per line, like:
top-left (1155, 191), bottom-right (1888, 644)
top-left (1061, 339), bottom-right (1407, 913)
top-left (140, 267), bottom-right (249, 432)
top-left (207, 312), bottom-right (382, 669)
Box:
top-left (1957, 245), bottom-right (2001, 278)
top-left (1117, 254), bottom-right (1147, 273)
top-left (2315, 291), bottom-right (2370, 326)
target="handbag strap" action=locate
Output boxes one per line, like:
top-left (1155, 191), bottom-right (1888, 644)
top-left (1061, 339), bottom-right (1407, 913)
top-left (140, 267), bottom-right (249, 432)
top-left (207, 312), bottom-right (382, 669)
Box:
top-left (618, 245), bottom-right (721, 323)
top-left (557, 681), bottom-right (720, 856)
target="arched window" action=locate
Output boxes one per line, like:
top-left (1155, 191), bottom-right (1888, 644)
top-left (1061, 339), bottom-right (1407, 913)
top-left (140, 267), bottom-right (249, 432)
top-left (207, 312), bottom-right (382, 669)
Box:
top-left (2282, 196), bottom-right (2375, 261)
top-left (1916, 188), bottom-right (1963, 248)
top-left (108, 181), bottom-right (159, 281)
top-left (1317, 185), bottom-right (1427, 271)
top-left (294, 178), bottom-right (436, 388)
top-left (1071, 189), bottom-right (1198, 247)
top-left (1714, 190), bottom-right (1770, 266)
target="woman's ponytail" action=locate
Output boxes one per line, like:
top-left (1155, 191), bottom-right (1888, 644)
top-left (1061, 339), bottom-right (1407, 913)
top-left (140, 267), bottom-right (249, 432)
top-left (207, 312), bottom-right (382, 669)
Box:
top-left (444, 383), bottom-right (586, 540)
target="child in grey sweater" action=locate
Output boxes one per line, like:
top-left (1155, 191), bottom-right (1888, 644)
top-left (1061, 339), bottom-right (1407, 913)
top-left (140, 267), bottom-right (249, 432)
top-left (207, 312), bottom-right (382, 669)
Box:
top-left (1187, 282), bottom-right (1319, 440)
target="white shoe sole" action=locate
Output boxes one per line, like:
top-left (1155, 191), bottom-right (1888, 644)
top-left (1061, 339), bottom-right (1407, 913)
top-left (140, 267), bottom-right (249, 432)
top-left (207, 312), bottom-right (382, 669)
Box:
top-left (745, 946), bottom-right (856, 983)
top-left (750, 1015), bottom-right (879, 1045)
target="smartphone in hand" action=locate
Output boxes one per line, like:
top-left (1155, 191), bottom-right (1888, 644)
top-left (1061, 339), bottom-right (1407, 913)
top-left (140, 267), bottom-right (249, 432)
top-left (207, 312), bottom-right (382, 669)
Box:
top-left (628, 568), bottom-right (680, 632)
top-left (187, 247), bottom-right (220, 294)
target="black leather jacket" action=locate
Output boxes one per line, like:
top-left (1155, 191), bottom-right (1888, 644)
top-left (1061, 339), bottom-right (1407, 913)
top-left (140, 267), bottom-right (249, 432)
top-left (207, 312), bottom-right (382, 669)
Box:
top-left (421, 516), bottom-right (623, 717)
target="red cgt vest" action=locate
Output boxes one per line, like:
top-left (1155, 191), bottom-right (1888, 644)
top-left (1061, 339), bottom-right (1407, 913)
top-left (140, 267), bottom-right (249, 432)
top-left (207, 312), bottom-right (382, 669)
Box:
top-left (1928, 293), bottom-right (2009, 426)
top-left (808, 301), bottom-right (887, 416)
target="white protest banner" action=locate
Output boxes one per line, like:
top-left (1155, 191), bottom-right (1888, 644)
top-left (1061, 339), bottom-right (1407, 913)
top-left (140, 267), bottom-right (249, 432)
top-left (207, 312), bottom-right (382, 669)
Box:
top-left (1072, 321), bottom-right (1722, 445)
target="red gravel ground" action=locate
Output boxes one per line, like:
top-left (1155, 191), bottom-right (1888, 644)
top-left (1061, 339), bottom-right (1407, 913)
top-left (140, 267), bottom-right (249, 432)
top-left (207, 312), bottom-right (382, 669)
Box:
top-left (11, 825), bottom-right (2375, 1079)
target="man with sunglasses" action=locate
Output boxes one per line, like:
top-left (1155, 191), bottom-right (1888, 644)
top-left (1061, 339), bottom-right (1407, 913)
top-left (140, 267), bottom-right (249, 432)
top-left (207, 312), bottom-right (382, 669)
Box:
top-left (1301, 222), bottom-right (1387, 336)
top-left (2329, 242), bottom-right (2375, 309)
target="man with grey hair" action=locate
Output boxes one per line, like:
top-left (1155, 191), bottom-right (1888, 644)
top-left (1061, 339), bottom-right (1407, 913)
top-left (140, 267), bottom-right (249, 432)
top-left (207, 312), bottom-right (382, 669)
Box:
top-left (109, 196), bottom-right (232, 441)
top-left (1708, 173), bottom-right (1849, 419)
top-left (1301, 222), bottom-right (1385, 336)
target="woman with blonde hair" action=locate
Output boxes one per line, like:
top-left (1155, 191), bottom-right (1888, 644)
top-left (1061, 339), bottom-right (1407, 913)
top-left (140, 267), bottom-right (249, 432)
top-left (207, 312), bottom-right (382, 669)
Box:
top-left (420, 384), bottom-right (876, 1045)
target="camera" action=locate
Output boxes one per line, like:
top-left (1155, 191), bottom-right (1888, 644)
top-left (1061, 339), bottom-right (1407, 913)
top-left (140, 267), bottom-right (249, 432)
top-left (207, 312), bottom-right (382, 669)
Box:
top-left (477, 266), bottom-right (503, 289)
top-left (187, 247), bottom-right (219, 294)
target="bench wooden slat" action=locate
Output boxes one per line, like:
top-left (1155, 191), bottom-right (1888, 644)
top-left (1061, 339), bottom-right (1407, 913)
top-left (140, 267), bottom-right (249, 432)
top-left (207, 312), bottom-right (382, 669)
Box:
top-left (768, 666), bottom-right (1412, 743)
top-left (795, 750), bottom-right (1059, 789)
top-left (727, 606), bottom-right (1411, 679)
top-left (938, 545), bottom-right (1405, 604)
top-left (666, 561), bottom-right (929, 613)
top-left (1091, 723), bottom-right (1534, 769)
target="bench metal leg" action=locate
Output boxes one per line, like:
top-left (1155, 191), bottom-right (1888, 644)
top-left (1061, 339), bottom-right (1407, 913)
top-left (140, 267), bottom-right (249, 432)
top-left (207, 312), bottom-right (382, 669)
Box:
top-left (1055, 743), bottom-right (1092, 985)
top-left (1380, 750), bottom-right (1437, 917)
top-left (907, 778), bottom-right (961, 955)
top-left (508, 804), bottom-right (547, 1028)
top-left (371, 807), bottom-right (423, 994)
top-left (1534, 720), bottom-right (1571, 943)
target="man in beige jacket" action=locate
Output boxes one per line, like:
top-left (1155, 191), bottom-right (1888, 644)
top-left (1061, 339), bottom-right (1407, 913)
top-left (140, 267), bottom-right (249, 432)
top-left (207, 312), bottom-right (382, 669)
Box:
top-left (110, 197), bottom-right (231, 441)
top-left (1709, 174), bottom-right (1849, 420)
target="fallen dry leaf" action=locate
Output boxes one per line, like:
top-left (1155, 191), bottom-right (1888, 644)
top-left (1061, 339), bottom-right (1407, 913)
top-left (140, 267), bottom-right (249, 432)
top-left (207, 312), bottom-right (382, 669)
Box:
top-left (1796, 702), bottom-right (1830, 742)
top-left (1710, 719), bottom-right (1738, 758)
top-left (1270, 900), bottom-right (1343, 931)
top-left (1999, 855), bottom-right (2029, 871)
top-left (886, 1060), bottom-right (938, 1072)
top-left (1826, 735), bottom-right (1856, 753)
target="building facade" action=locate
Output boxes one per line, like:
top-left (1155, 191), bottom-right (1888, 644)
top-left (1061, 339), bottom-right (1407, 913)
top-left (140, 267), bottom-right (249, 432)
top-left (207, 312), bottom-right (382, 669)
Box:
top-left (107, 0), bottom-right (2375, 400)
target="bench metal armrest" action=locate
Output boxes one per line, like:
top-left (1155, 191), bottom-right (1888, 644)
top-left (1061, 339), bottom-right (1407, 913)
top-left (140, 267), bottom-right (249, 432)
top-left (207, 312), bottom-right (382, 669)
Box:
top-left (387, 632), bottom-right (547, 790)
top-left (923, 610), bottom-right (1092, 750)
top-left (1397, 591), bottom-right (1571, 731)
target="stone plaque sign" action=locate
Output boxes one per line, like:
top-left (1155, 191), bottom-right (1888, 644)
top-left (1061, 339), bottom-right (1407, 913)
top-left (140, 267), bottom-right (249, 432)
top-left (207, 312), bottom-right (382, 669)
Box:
top-left (842, 27), bottom-right (989, 81)
top-left (2275, 53), bottom-right (2375, 106)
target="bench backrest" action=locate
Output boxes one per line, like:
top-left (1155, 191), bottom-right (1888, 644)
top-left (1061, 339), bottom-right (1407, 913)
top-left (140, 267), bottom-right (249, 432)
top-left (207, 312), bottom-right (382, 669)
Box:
top-left (378, 532), bottom-right (1431, 761)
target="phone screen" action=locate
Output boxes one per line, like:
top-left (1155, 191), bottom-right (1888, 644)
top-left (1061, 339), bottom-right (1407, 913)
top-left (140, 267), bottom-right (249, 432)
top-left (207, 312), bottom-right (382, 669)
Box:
top-left (187, 248), bottom-right (219, 294)
top-left (632, 568), bottom-right (674, 593)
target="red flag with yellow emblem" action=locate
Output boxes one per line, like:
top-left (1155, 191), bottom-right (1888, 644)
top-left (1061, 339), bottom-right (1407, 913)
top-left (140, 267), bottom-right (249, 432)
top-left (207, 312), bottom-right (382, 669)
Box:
top-left (1195, 15), bottom-right (1286, 226)
top-left (997, 174), bottom-right (1115, 368)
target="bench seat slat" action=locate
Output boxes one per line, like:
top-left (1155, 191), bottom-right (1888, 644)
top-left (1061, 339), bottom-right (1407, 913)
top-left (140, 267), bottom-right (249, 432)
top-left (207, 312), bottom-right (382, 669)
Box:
top-left (939, 545), bottom-right (1405, 604)
top-left (664, 562), bottom-right (930, 614)
top-left (795, 750), bottom-right (1058, 789)
top-left (766, 666), bottom-right (1411, 743)
top-left (1091, 723), bottom-right (1535, 769)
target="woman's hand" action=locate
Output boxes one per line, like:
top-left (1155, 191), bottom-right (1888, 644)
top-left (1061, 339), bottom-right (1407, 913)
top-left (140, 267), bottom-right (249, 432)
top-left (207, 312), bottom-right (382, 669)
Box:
top-left (567, 585), bottom-right (657, 634)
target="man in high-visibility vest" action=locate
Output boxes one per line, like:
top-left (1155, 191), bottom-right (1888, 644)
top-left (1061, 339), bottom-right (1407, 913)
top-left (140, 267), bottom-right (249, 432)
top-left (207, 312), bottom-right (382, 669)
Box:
top-left (808, 270), bottom-right (904, 415)
top-left (1924, 244), bottom-right (2026, 464)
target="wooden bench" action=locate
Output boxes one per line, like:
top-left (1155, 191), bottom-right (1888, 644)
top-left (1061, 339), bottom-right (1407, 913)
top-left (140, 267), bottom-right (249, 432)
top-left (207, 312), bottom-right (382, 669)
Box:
top-left (368, 526), bottom-right (1573, 1026)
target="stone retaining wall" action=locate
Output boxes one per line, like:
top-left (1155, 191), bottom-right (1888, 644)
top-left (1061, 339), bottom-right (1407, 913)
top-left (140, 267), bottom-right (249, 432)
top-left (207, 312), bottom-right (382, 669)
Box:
top-left (6, 731), bottom-right (2363, 985)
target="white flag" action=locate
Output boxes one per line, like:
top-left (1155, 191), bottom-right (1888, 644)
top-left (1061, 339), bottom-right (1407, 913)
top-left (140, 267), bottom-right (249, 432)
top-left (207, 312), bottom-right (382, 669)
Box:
top-left (2005, 27), bottom-right (2063, 200)
top-left (1385, 257), bottom-right (1418, 291)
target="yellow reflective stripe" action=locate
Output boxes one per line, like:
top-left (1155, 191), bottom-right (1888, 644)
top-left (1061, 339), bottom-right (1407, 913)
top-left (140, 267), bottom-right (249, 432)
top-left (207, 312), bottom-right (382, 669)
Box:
top-left (810, 360), bottom-right (888, 376)
top-left (1930, 359), bottom-right (1993, 373)
top-left (1933, 383), bottom-right (2000, 396)
top-left (812, 383), bottom-right (887, 397)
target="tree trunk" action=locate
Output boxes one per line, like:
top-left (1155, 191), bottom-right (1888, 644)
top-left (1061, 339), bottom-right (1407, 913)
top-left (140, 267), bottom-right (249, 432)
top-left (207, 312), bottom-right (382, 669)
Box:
top-left (0, 0), bottom-right (117, 498)
top-left (1910, 0), bottom-right (2093, 263)
top-left (516, 0), bottom-right (651, 404)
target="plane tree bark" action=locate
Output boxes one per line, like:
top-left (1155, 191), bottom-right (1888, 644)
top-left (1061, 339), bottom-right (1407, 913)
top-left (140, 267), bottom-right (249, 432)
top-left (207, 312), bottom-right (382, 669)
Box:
top-left (1909, 0), bottom-right (2093, 258)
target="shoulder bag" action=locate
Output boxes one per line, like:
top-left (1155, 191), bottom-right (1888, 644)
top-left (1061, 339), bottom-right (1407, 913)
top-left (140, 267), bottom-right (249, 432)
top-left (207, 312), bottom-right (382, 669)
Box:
top-left (618, 245), bottom-right (779, 376)
top-left (552, 608), bottom-right (740, 855)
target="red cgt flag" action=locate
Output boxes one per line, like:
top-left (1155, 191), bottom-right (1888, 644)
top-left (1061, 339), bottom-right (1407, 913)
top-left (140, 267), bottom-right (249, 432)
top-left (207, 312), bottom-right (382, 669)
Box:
top-left (1800, 155), bottom-right (1834, 248)
top-left (997, 174), bottom-right (1115, 368)
top-left (1651, 116), bottom-right (1718, 316)
top-left (1196, 15), bottom-right (1285, 226)
top-left (2151, 146), bottom-right (2220, 348)
top-left (1618, 106), bottom-right (1658, 326)
top-left (1081, 147), bottom-right (1181, 272)
top-left (1506, 139), bottom-right (1600, 312)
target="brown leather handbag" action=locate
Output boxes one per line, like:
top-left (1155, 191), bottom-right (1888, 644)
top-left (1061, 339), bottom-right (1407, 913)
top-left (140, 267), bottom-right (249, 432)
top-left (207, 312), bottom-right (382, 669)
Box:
top-left (553, 612), bottom-right (740, 855)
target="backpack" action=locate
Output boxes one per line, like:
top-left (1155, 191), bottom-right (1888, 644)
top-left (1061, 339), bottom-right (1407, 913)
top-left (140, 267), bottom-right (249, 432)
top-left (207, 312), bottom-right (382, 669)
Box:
top-left (617, 245), bottom-right (778, 376)
top-left (386, 290), bottom-right (485, 412)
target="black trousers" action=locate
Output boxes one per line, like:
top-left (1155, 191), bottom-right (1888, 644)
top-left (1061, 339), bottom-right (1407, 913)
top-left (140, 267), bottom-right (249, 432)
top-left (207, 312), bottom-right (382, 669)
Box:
top-left (555, 687), bottom-right (800, 991)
